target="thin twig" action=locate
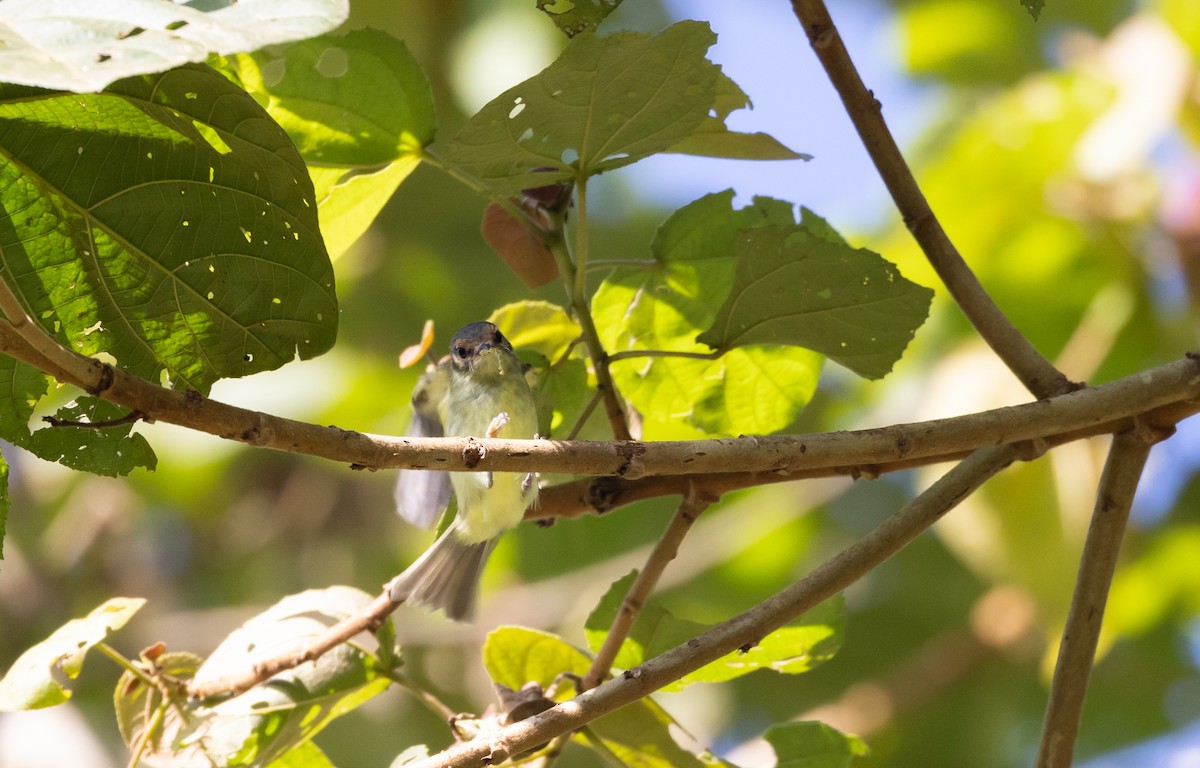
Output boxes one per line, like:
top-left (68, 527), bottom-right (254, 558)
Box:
top-left (788, 0), bottom-right (1075, 400)
top-left (43, 410), bottom-right (145, 429)
top-left (0, 315), bottom-right (1194, 481)
top-left (411, 443), bottom-right (1026, 768)
top-left (1035, 427), bottom-right (1161, 767)
top-left (582, 488), bottom-right (714, 691)
top-left (186, 591), bottom-right (399, 700)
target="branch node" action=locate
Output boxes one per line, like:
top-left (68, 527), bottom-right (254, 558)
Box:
top-left (87, 362), bottom-right (115, 395)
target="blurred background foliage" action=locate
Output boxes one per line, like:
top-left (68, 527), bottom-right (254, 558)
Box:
top-left (3, 0), bottom-right (1200, 766)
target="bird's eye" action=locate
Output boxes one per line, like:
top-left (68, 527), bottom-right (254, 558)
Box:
top-left (493, 331), bottom-right (504, 345)
top-left (455, 346), bottom-right (469, 358)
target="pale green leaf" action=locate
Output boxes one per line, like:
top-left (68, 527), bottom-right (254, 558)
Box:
top-left (440, 21), bottom-right (719, 195)
top-left (266, 742), bottom-right (338, 768)
top-left (0, 66), bottom-right (337, 394)
top-left (488, 300), bottom-right (581, 362)
top-left (0, 597), bottom-right (145, 710)
top-left (592, 191), bottom-right (821, 438)
top-left (765, 722), bottom-right (869, 768)
top-left (536, 0), bottom-right (625, 37)
top-left (0, 355), bottom-right (46, 446)
top-left (218, 29), bottom-right (435, 258)
top-left (185, 586), bottom-right (393, 765)
top-left (697, 223), bottom-right (933, 379)
top-left (0, 0), bottom-right (349, 92)
top-left (586, 572), bottom-right (844, 691)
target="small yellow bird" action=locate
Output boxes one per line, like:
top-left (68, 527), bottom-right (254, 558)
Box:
top-left (389, 321), bottom-right (539, 620)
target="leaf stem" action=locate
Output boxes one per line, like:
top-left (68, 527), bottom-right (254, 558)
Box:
top-left (1035, 427), bottom-right (1160, 767)
top-left (586, 259), bottom-right (660, 271)
top-left (96, 642), bottom-right (152, 686)
top-left (789, 0), bottom-right (1076, 399)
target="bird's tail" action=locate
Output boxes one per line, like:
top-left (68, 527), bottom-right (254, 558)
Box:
top-left (388, 526), bottom-right (497, 621)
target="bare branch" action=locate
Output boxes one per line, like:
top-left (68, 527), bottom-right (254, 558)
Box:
top-left (582, 487), bottom-right (714, 691)
top-left (1035, 427), bottom-right (1161, 767)
top-left (411, 443), bottom-right (1025, 768)
top-left (789, 0), bottom-right (1075, 400)
top-left (0, 317), bottom-right (1194, 482)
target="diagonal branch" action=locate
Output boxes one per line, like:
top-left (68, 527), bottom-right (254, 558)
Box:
top-left (789, 0), bottom-right (1075, 400)
top-left (581, 486), bottom-right (714, 691)
top-left (1035, 426), bottom-right (1162, 767)
top-left (411, 443), bottom-right (1027, 768)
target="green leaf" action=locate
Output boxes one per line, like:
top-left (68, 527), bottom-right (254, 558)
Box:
top-left (586, 572), bottom-right (844, 691)
top-left (669, 73), bottom-right (810, 161)
top-left (390, 745), bottom-right (432, 767)
top-left (0, 65), bottom-right (338, 394)
top-left (696, 220), bottom-right (933, 380)
top-left (0, 0), bottom-right (349, 92)
top-left (765, 722), bottom-right (869, 768)
top-left (440, 21), bottom-right (720, 195)
top-left (24, 397), bottom-right (156, 476)
top-left (0, 597), bottom-right (145, 710)
top-left (1021, 0), bottom-right (1045, 21)
top-left (536, 0), bottom-right (625, 37)
top-left (217, 29), bottom-right (436, 259)
top-left (113, 651), bottom-right (210, 766)
top-left (482, 626), bottom-right (709, 768)
top-left (183, 587), bottom-right (393, 766)
top-left (592, 191), bottom-right (821, 438)
top-left (488, 300), bottom-right (581, 362)
top-left (266, 742), bottom-right (338, 768)
top-left (0, 355), bottom-right (47, 445)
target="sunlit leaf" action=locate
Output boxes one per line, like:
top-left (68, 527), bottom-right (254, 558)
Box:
top-left (697, 221), bottom-right (933, 379)
top-left (482, 626), bottom-right (709, 768)
top-left (25, 397), bottom-right (156, 476)
top-left (536, 0), bottom-right (625, 37)
top-left (440, 21), bottom-right (720, 196)
top-left (586, 572), bottom-right (845, 691)
top-left (592, 191), bottom-right (821, 438)
top-left (0, 355), bottom-right (47, 446)
top-left (113, 651), bottom-right (209, 767)
top-left (0, 65), bottom-right (337, 394)
top-left (669, 73), bottom-right (810, 161)
top-left (218, 29), bottom-right (435, 258)
top-left (265, 742), bottom-right (337, 768)
top-left (0, 597), bottom-right (145, 711)
top-left (765, 722), bottom-right (869, 768)
top-left (399, 319), bottom-right (436, 369)
top-left (488, 300), bottom-right (581, 362)
top-left (0, 0), bottom-right (349, 92)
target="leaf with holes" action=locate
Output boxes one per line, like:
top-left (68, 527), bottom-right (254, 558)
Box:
top-left (536, 0), bottom-right (625, 37)
top-left (0, 0), bottom-right (349, 93)
top-left (439, 21), bottom-right (720, 196)
top-left (697, 221), bottom-right (933, 379)
top-left (0, 64), bottom-right (337, 394)
top-left (25, 397), bottom-right (156, 476)
top-left (217, 28), bottom-right (435, 259)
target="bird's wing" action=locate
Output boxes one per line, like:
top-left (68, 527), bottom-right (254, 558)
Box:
top-left (394, 361), bottom-right (453, 529)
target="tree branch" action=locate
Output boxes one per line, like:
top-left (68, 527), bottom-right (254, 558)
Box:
top-left (1035, 426), bottom-right (1161, 767)
top-left (789, 0), bottom-right (1075, 400)
top-left (0, 316), bottom-right (1194, 482)
top-left (582, 487), bottom-right (714, 691)
top-left (411, 443), bottom-right (1026, 768)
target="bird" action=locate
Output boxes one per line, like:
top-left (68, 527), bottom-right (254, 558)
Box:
top-left (388, 321), bottom-right (539, 620)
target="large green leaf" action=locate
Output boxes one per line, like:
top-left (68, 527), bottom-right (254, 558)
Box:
top-left (592, 191), bottom-right (822, 439)
top-left (0, 0), bottom-right (349, 93)
top-left (218, 29), bottom-right (435, 259)
top-left (26, 397), bottom-right (156, 475)
top-left (440, 21), bottom-right (720, 196)
top-left (0, 597), bottom-right (145, 710)
top-left (0, 64), bottom-right (337, 394)
top-left (482, 626), bottom-right (709, 768)
top-left (696, 218), bottom-right (933, 380)
top-left (586, 572), bottom-right (845, 691)
top-left (765, 722), bottom-right (869, 768)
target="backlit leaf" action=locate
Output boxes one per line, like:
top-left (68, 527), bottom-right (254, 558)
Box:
top-left (765, 722), bottom-right (869, 768)
top-left (536, 0), bottom-right (625, 37)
